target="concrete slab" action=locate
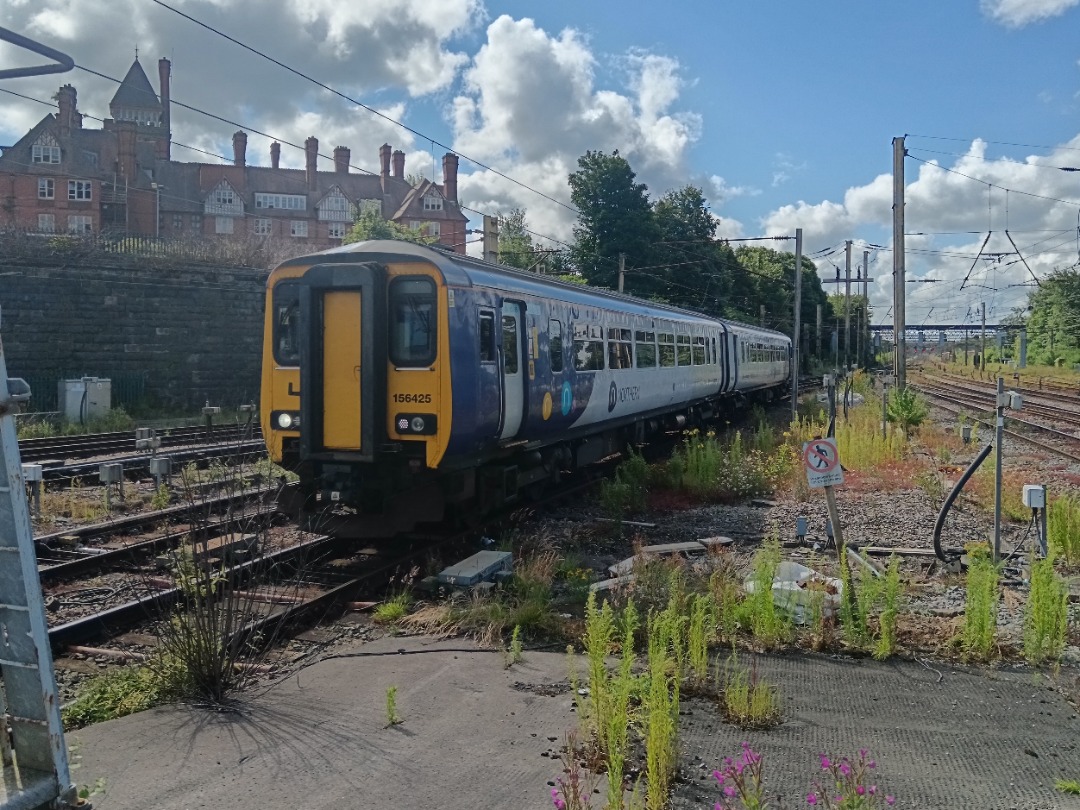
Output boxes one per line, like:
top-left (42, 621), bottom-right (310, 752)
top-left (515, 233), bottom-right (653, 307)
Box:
top-left (68, 635), bottom-right (581, 810)
top-left (638, 541), bottom-right (705, 555)
top-left (589, 574), bottom-right (637, 593)
top-left (64, 636), bottom-right (1080, 810)
top-left (437, 550), bottom-right (513, 587)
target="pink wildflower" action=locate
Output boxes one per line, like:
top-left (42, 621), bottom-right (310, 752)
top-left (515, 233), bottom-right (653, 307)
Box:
top-left (886, 796), bottom-right (896, 806)
top-left (806, 793), bottom-right (818, 805)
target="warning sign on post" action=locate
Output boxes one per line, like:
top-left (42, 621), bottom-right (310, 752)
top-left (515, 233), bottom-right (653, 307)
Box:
top-left (803, 437), bottom-right (844, 488)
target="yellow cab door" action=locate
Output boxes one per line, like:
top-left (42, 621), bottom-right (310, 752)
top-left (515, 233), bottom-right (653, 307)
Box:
top-left (321, 290), bottom-right (362, 450)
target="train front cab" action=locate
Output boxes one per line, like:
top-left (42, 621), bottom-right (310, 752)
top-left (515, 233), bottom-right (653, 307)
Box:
top-left (263, 253), bottom-right (454, 535)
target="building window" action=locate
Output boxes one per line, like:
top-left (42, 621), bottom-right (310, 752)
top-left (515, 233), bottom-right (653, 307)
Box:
top-left (37, 214), bottom-right (55, 232)
top-left (423, 194), bottom-right (443, 211)
top-left (68, 180), bottom-right (92, 201)
top-left (67, 215), bottom-right (92, 233)
top-left (215, 216), bottom-right (234, 234)
top-left (82, 150), bottom-right (98, 167)
top-left (254, 218), bottom-right (272, 236)
top-left (327, 221), bottom-right (347, 239)
top-left (172, 214), bottom-right (183, 230)
top-left (291, 220), bottom-right (308, 238)
top-left (191, 215), bottom-right (202, 230)
top-left (38, 178), bottom-right (54, 199)
top-left (255, 193), bottom-right (306, 210)
top-left (425, 221), bottom-right (441, 238)
top-left (212, 187), bottom-right (235, 207)
top-left (31, 135), bottom-right (60, 164)
top-left (318, 192), bottom-right (350, 221)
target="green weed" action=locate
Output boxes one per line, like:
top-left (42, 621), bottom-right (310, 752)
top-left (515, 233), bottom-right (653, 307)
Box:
top-left (886, 386), bottom-right (929, 435)
top-left (385, 685), bottom-right (402, 726)
top-left (718, 652), bottom-right (781, 729)
top-left (1056, 779), bottom-right (1080, 795)
top-left (667, 430), bottom-right (796, 503)
top-left (962, 555), bottom-right (999, 661)
top-left (873, 556), bottom-right (902, 661)
top-left (1024, 555), bottom-right (1068, 667)
top-left (687, 593), bottom-right (714, 682)
top-left (583, 592), bottom-right (617, 739)
top-left (644, 604), bottom-right (680, 810)
top-left (739, 534), bottom-right (790, 649)
top-left (1048, 494), bottom-right (1080, 566)
top-left (504, 624), bottom-right (524, 668)
top-left (373, 591), bottom-right (413, 624)
top-left (151, 483), bottom-right (171, 510)
top-left (62, 663), bottom-right (168, 729)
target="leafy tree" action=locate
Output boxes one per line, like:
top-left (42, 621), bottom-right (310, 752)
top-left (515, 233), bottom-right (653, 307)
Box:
top-left (343, 208), bottom-right (435, 246)
top-left (1022, 268), bottom-right (1080, 365)
top-left (652, 185), bottom-right (730, 315)
top-left (497, 208), bottom-right (537, 270)
top-left (568, 150), bottom-right (660, 294)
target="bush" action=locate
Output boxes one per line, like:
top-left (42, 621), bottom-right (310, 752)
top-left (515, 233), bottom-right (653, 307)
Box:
top-left (886, 387), bottom-right (928, 435)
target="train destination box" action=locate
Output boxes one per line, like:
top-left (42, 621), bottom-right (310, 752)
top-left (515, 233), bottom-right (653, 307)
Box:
top-left (803, 438), bottom-right (844, 489)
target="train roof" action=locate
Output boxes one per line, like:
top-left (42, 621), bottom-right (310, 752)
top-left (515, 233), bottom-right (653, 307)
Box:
top-left (273, 239), bottom-right (791, 340)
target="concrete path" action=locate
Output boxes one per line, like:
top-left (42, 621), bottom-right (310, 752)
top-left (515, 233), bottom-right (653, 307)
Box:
top-left (68, 636), bottom-right (1080, 810)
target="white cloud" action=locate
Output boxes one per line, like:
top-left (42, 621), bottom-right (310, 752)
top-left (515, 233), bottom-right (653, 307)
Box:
top-left (981, 0), bottom-right (1080, 26)
top-left (451, 15), bottom-right (703, 242)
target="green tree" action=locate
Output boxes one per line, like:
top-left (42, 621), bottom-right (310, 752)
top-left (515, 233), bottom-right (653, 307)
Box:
top-left (343, 208), bottom-right (435, 246)
top-left (652, 185), bottom-right (731, 315)
top-left (568, 150), bottom-right (660, 294)
top-left (497, 208), bottom-right (536, 270)
top-left (1023, 269), bottom-right (1080, 365)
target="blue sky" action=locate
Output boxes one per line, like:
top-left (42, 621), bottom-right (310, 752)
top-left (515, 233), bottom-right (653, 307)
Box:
top-left (2, 0), bottom-right (1079, 324)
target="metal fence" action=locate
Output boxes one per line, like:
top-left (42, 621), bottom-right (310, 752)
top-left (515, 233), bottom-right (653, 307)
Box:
top-left (19, 372), bottom-right (147, 415)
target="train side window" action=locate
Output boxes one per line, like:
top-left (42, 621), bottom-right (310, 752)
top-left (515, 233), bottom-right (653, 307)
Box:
top-left (549, 319), bottom-right (564, 372)
top-left (658, 333), bottom-right (675, 367)
top-left (272, 281), bottom-right (300, 366)
top-left (479, 311), bottom-right (496, 363)
top-left (711, 337), bottom-right (717, 364)
top-left (692, 336), bottom-right (706, 365)
top-left (607, 328), bottom-right (632, 370)
top-left (573, 323), bottom-right (604, 371)
top-left (389, 276), bottom-right (437, 367)
top-left (635, 331), bottom-right (656, 368)
top-left (502, 315), bottom-right (519, 374)
top-left (676, 334), bottom-right (691, 366)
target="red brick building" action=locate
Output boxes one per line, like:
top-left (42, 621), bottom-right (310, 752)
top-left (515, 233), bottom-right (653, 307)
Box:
top-left (0, 57), bottom-right (468, 253)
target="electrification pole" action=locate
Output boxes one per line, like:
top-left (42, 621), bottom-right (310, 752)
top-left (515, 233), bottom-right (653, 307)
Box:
top-left (981, 302), bottom-right (987, 372)
top-left (892, 136), bottom-right (907, 389)
top-left (791, 228), bottom-right (802, 423)
top-left (844, 240), bottom-right (852, 373)
top-left (618, 253), bottom-right (625, 294)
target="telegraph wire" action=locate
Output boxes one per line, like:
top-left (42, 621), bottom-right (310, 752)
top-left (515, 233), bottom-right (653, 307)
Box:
top-left (906, 153), bottom-right (1080, 210)
top-left (149, 0), bottom-right (579, 216)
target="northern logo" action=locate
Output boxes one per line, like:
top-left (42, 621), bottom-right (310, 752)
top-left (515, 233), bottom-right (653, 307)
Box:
top-left (608, 381), bottom-right (618, 412)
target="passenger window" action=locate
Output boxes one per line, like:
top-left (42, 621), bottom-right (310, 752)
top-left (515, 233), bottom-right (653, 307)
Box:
top-left (479, 311), bottom-right (495, 363)
top-left (502, 316), bottom-right (519, 374)
top-left (607, 328), bottom-right (632, 370)
top-left (658, 333), bottom-right (675, 367)
top-left (635, 331), bottom-right (656, 368)
top-left (273, 281), bottom-right (300, 366)
top-left (692, 336), bottom-right (706, 365)
top-left (573, 324), bottom-right (604, 371)
top-left (549, 319), bottom-right (564, 372)
top-left (676, 334), bottom-right (691, 366)
top-left (388, 276), bottom-right (436, 367)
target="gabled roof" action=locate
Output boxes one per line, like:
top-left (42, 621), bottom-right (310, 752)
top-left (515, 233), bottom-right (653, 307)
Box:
top-left (109, 58), bottom-right (161, 112)
top-left (391, 178), bottom-right (462, 222)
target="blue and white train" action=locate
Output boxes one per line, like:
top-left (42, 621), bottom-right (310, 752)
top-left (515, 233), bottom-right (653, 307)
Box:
top-left (261, 241), bottom-right (791, 535)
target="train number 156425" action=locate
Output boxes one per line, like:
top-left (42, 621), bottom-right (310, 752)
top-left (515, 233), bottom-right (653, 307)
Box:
top-left (392, 393), bottom-right (433, 404)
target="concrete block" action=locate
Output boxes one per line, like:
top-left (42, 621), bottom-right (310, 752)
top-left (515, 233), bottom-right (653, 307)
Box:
top-left (698, 536), bottom-right (735, 549)
top-left (437, 550), bottom-right (513, 587)
top-left (589, 574), bottom-right (637, 593)
top-left (638, 541), bottom-right (705, 555)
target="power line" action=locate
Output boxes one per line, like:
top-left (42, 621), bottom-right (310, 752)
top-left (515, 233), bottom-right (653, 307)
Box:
top-left (906, 153), bottom-right (1080, 210)
top-left (149, 0), bottom-right (578, 215)
top-left (907, 133), bottom-right (1080, 155)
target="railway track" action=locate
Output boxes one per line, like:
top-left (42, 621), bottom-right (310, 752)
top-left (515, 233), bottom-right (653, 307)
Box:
top-left (19, 423), bottom-right (261, 463)
top-left (909, 375), bottom-right (1080, 464)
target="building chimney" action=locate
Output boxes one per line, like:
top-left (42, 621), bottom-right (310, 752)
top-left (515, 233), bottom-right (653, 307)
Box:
top-left (333, 146), bottom-right (350, 174)
top-left (56, 84), bottom-right (77, 136)
top-left (392, 150), bottom-right (405, 179)
top-left (232, 131), bottom-right (248, 167)
top-left (305, 136), bottom-right (318, 190)
top-left (270, 141), bottom-right (281, 169)
top-left (158, 57), bottom-right (171, 160)
top-left (442, 152), bottom-right (459, 203)
top-left (379, 144), bottom-right (392, 179)
top-left (117, 120), bottom-right (137, 181)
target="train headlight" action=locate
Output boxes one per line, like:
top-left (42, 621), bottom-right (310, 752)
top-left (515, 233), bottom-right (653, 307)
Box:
top-left (273, 411), bottom-right (301, 430)
top-left (394, 413), bottom-right (437, 435)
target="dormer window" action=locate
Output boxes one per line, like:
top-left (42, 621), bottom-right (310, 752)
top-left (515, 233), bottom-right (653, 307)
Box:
top-left (205, 180), bottom-right (244, 216)
top-left (32, 134), bottom-right (60, 164)
top-left (423, 194), bottom-right (443, 212)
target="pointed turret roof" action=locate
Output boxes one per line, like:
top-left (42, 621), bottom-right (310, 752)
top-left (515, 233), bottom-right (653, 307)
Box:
top-left (109, 57), bottom-right (161, 112)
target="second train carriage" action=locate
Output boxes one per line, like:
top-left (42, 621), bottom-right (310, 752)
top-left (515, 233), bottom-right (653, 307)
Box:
top-left (261, 240), bottom-right (792, 535)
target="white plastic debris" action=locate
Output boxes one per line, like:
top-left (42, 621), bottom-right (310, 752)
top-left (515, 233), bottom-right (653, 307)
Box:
top-left (743, 560), bottom-right (843, 624)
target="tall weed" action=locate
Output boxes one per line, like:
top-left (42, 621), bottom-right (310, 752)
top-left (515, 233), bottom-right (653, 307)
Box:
top-left (962, 555), bottom-right (999, 661)
top-left (1024, 556), bottom-right (1068, 666)
top-left (1048, 494), bottom-right (1080, 566)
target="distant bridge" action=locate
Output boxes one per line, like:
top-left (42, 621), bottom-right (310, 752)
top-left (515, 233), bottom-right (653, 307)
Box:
top-left (868, 324), bottom-right (1022, 334)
